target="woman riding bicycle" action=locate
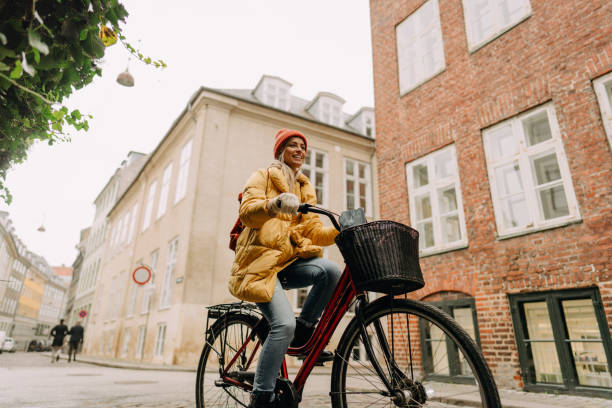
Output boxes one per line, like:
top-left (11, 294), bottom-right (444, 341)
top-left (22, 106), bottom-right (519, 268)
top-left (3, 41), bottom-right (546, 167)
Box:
top-left (228, 128), bottom-right (341, 408)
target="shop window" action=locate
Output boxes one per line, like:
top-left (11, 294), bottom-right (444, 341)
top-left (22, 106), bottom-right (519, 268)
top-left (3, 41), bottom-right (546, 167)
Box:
top-left (509, 288), bottom-right (612, 395)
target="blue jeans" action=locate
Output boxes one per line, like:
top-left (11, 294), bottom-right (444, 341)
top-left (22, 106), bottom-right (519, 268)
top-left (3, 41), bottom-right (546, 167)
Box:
top-left (253, 257), bottom-right (341, 395)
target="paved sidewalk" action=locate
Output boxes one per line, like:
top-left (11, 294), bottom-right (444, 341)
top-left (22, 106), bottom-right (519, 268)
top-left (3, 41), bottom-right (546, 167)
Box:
top-left (59, 353), bottom-right (612, 408)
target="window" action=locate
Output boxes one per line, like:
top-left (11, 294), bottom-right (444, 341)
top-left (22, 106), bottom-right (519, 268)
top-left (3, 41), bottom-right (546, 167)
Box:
top-left (119, 211), bottom-right (130, 244)
top-left (509, 288), bottom-right (612, 392)
top-left (175, 139), bottom-right (193, 203)
top-left (127, 203), bottom-right (138, 243)
top-left (420, 294), bottom-right (480, 379)
top-left (136, 326), bottom-right (146, 359)
top-left (406, 145), bottom-right (468, 254)
top-left (319, 100), bottom-right (342, 126)
top-left (160, 238), bottom-right (178, 309)
top-left (106, 332), bottom-right (114, 354)
top-left (142, 250), bottom-right (159, 314)
top-left (345, 159), bottom-right (373, 216)
top-left (157, 162), bottom-right (173, 219)
top-left (396, 0), bottom-right (445, 95)
top-left (155, 323), bottom-right (167, 356)
top-left (483, 104), bottom-right (580, 237)
top-left (121, 328), bottom-right (131, 357)
top-left (127, 281), bottom-right (138, 317)
top-left (301, 149), bottom-right (327, 206)
top-left (593, 72), bottom-right (612, 150)
top-left (263, 82), bottom-right (290, 110)
top-left (142, 180), bottom-right (157, 232)
top-left (462, 0), bottom-right (531, 51)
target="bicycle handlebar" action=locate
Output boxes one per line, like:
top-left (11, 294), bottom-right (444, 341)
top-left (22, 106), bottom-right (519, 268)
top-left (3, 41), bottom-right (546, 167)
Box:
top-left (298, 203), bottom-right (342, 232)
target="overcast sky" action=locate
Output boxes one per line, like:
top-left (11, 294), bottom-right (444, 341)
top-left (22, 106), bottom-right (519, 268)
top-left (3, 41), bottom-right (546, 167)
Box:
top-left (0, 1), bottom-right (375, 266)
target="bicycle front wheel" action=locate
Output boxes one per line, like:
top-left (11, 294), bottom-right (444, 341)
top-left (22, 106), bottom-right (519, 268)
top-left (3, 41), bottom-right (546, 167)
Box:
top-left (331, 297), bottom-right (501, 407)
top-left (195, 312), bottom-right (266, 408)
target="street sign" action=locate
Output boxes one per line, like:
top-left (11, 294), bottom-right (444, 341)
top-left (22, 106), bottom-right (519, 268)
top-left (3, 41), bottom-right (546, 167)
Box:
top-left (78, 310), bottom-right (87, 318)
top-left (132, 265), bottom-right (152, 285)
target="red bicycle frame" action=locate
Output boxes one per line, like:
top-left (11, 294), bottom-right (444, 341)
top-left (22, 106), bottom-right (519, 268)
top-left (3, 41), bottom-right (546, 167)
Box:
top-left (220, 265), bottom-right (358, 395)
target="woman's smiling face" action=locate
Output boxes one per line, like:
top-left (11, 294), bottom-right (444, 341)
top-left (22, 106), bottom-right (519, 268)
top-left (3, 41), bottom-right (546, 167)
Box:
top-left (282, 137), bottom-right (306, 171)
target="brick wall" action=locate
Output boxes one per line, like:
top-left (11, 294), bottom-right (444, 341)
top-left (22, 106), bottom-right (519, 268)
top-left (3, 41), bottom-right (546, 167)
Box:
top-left (370, 0), bottom-right (612, 388)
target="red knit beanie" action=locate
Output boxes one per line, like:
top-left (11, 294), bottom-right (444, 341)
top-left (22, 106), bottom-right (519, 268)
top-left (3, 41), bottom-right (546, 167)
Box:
top-left (273, 129), bottom-right (307, 158)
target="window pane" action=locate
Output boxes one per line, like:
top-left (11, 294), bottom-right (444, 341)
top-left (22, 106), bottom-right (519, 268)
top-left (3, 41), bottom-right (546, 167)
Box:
top-left (453, 307), bottom-right (476, 375)
top-left (427, 322), bottom-right (449, 375)
top-left (438, 187), bottom-right (457, 213)
top-left (434, 149), bottom-right (454, 179)
top-left (488, 124), bottom-right (517, 160)
top-left (315, 152), bottom-right (324, 169)
top-left (562, 299), bottom-right (612, 388)
top-left (305, 150), bottom-right (312, 165)
top-left (533, 153), bottom-right (561, 185)
top-left (501, 195), bottom-right (530, 228)
top-left (523, 111), bottom-right (552, 146)
top-left (346, 160), bottom-right (354, 176)
top-left (415, 195), bottom-right (432, 220)
top-left (441, 215), bottom-right (461, 243)
top-left (417, 221), bottom-right (434, 248)
top-left (539, 185), bottom-right (569, 219)
top-left (495, 163), bottom-right (524, 196)
top-left (359, 183), bottom-right (367, 209)
top-left (302, 168), bottom-right (310, 178)
top-left (413, 164), bottom-right (429, 187)
top-left (358, 163), bottom-right (366, 179)
top-left (347, 180), bottom-right (355, 210)
top-left (524, 302), bottom-right (563, 384)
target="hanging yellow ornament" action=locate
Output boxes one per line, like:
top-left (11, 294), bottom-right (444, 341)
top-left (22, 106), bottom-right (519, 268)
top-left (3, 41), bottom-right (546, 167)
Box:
top-left (99, 26), bottom-right (117, 47)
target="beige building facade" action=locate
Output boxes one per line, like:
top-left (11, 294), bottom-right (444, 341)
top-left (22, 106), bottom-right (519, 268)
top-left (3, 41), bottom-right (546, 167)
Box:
top-left (84, 75), bottom-right (378, 366)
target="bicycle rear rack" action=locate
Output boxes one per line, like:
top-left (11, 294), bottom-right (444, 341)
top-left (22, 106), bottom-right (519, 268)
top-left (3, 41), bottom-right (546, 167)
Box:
top-left (204, 301), bottom-right (262, 336)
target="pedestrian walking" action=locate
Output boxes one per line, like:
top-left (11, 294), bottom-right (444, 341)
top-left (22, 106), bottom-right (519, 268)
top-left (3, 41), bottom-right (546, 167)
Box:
top-left (67, 321), bottom-right (84, 362)
top-left (49, 319), bottom-right (68, 363)
top-left (228, 129), bottom-right (341, 408)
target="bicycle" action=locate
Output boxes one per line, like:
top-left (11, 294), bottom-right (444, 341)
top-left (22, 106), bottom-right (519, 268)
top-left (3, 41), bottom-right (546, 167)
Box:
top-left (196, 204), bottom-right (501, 407)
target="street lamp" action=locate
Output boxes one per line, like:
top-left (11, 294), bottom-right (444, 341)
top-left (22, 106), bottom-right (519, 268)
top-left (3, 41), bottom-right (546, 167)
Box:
top-left (116, 67), bottom-right (134, 87)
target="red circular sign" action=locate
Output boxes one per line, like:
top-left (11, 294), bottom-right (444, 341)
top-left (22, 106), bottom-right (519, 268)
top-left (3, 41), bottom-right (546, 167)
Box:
top-left (132, 265), bottom-right (152, 285)
top-left (78, 310), bottom-right (87, 318)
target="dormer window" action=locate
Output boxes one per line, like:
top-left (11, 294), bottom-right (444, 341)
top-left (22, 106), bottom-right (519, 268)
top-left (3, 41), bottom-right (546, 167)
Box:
top-left (306, 92), bottom-right (345, 127)
top-left (347, 107), bottom-right (376, 138)
top-left (253, 75), bottom-right (292, 111)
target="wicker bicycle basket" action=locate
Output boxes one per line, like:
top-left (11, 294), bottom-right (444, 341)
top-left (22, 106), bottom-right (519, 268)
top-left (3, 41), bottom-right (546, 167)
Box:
top-left (335, 220), bottom-right (424, 295)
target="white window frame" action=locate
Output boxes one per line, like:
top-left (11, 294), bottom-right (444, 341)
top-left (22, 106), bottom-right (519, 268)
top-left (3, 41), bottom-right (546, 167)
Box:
top-left (126, 281), bottom-right (138, 318)
top-left (593, 72), bottom-right (612, 151)
top-left (405, 144), bottom-right (469, 255)
top-left (154, 323), bottom-right (166, 357)
top-left (157, 162), bottom-right (173, 219)
top-left (121, 328), bottom-right (131, 357)
top-left (462, 0), bottom-right (532, 52)
top-left (120, 210), bottom-right (130, 244)
top-left (344, 158), bottom-right (373, 217)
top-left (396, 0), bottom-right (446, 95)
top-left (141, 250), bottom-right (159, 314)
top-left (301, 148), bottom-right (328, 207)
top-left (136, 325), bottom-right (146, 359)
top-left (127, 203), bottom-right (138, 243)
top-left (483, 103), bottom-right (581, 238)
top-left (160, 238), bottom-right (179, 309)
top-left (142, 180), bottom-right (157, 232)
top-left (175, 139), bottom-right (193, 204)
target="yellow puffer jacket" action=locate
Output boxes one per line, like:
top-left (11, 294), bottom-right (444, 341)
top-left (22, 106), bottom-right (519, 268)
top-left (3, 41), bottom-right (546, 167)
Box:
top-left (229, 166), bottom-right (339, 302)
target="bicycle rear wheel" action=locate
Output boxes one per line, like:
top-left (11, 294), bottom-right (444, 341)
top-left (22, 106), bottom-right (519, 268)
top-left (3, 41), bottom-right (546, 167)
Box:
top-left (195, 313), bottom-right (266, 408)
top-left (331, 297), bottom-right (501, 407)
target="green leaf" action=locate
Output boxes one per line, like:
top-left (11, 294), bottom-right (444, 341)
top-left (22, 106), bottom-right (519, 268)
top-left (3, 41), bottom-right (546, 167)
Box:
top-left (71, 109), bottom-right (81, 120)
top-left (79, 28), bottom-right (89, 41)
top-left (0, 33), bottom-right (6, 46)
top-left (0, 46), bottom-right (16, 60)
top-left (28, 30), bottom-right (50, 55)
top-left (51, 122), bottom-right (62, 132)
top-left (0, 62), bottom-right (9, 71)
top-left (83, 31), bottom-right (105, 59)
top-left (33, 48), bottom-right (40, 64)
top-left (9, 60), bottom-right (22, 79)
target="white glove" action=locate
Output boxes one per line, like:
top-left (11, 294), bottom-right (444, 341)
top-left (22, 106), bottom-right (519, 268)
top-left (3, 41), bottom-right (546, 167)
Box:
top-left (268, 193), bottom-right (300, 216)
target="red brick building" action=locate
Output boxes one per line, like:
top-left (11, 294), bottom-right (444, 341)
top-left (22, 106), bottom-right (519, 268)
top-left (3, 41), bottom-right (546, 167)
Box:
top-left (370, 0), bottom-right (612, 397)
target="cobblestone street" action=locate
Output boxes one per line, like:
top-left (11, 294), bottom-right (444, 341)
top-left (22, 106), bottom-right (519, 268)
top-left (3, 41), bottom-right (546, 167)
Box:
top-left (0, 352), bottom-right (334, 408)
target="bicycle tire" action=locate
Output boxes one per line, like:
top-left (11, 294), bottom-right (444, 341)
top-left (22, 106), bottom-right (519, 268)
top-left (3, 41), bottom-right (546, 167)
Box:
top-left (195, 312), bottom-right (266, 408)
top-left (331, 297), bottom-right (501, 408)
